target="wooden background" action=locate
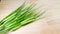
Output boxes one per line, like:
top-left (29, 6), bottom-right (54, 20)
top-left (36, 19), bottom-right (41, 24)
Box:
top-left (0, 0), bottom-right (60, 34)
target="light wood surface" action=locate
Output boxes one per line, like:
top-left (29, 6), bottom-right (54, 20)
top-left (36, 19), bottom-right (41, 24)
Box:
top-left (0, 0), bottom-right (60, 34)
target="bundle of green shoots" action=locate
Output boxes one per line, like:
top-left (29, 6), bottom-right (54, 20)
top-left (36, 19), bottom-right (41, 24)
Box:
top-left (0, 1), bottom-right (45, 34)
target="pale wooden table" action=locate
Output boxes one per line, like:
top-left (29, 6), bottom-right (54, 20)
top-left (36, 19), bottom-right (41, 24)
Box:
top-left (0, 0), bottom-right (60, 34)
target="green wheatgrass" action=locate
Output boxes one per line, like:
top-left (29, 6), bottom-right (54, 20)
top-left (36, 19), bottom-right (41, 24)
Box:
top-left (0, 1), bottom-right (45, 34)
top-left (2, 3), bottom-right (35, 26)
top-left (4, 4), bottom-right (35, 27)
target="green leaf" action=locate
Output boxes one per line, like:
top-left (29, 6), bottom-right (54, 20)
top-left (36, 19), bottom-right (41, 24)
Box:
top-left (0, 1), bottom-right (45, 34)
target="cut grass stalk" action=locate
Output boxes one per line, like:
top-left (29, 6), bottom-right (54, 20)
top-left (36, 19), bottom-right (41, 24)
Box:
top-left (0, 1), bottom-right (45, 34)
